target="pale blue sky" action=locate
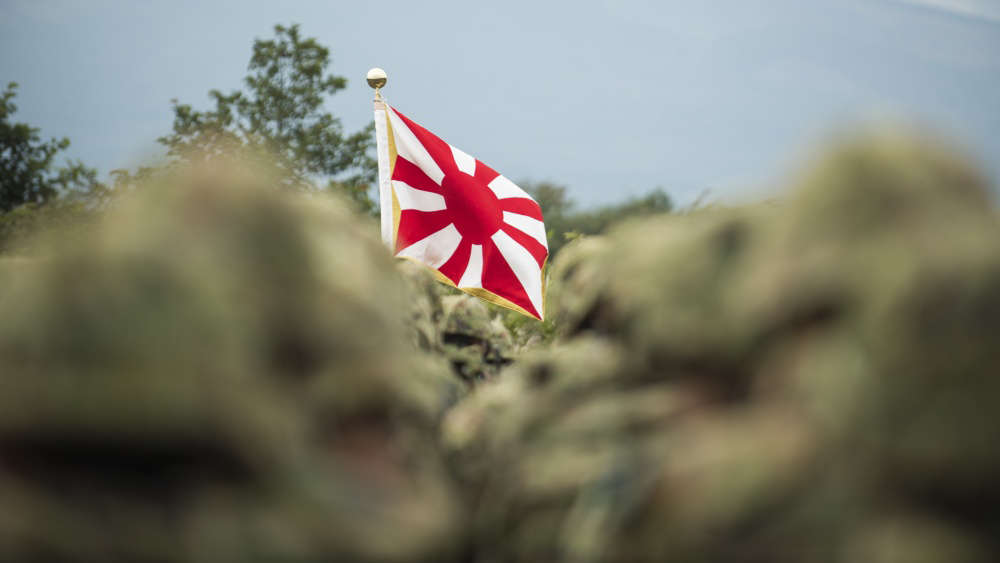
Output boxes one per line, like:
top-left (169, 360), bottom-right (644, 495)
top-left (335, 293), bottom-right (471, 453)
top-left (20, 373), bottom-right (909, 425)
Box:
top-left (2, 0), bottom-right (998, 206)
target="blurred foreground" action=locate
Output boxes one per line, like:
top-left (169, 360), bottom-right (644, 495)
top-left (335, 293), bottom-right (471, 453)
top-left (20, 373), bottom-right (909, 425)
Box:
top-left (1, 133), bottom-right (999, 562)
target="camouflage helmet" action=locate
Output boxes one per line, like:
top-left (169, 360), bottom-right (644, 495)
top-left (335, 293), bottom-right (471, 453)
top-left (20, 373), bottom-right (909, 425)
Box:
top-left (446, 131), bottom-right (1000, 562)
top-left (397, 259), bottom-right (447, 352)
top-left (0, 163), bottom-right (464, 562)
top-left (438, 294), bottom-right (514, 382)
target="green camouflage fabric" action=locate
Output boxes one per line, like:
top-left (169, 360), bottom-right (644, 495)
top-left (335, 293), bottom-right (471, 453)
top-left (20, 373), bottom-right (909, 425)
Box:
top-left (397, 260), bottom-right (516, 384)
top-left (2, 133), bottom-right (998, 562)
top-left (398, 259), bottom-right (447, 354)
top-left (0, 165), bottom-right (464, 562)
top-left (438, 295), bottom-right (515, 383)
top-left (444, 132), bottom-right (1000, 563)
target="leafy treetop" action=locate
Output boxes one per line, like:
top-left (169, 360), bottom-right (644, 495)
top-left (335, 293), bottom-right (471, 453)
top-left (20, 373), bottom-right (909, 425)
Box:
top-left (0, 82), bottom-right (102, 213)
top-left (158, 24), bottom-right (375, 210)
top-left (523, 181), bottom-right (673, 257)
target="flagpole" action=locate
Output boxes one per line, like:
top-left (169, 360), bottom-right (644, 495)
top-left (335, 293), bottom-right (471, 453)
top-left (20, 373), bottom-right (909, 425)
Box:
top-left (368, 68), bottom-right (394, 247)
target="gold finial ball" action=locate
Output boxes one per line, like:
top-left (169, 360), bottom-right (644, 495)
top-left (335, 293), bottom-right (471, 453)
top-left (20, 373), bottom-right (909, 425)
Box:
top-left (366, 67), bottom-right (387, 89)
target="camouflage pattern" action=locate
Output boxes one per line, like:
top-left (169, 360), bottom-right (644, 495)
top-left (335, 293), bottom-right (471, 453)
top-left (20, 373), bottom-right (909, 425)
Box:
top-left (438, 295), bottom-right (515, 383)
top-left (444, 132), bottom-right (1000, 562)
top-left (2, 133), bottom-right (999, 562)
top-left (398, 259), bottom-right (448, 353)
top-left (398, 261), bottom-right (517, 384)
top-left (0, 165), bottom-right (464, 562)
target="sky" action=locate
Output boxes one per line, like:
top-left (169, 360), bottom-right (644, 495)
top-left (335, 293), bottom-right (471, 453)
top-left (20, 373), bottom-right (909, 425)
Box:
top-left (1, 0), bottom-right (999, 207)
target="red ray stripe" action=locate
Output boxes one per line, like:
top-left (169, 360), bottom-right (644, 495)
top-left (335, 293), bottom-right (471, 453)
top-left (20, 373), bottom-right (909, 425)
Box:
top-left (474, 159), bottom-right (500, 185)
top-left (500, 198), bottom-right (543, 221)
top-left (482, 241), bottom-right (540, 319)
top-left (437, 238), bottom-right (472, 284)
top-left (392, 156), bottom-right (443, 193)
top-left (395, 209), bottom-right (452, 254)
top-left (390, 107), bottom-right (457, 176)
top-left (500, 224), bottom-right (548, 269)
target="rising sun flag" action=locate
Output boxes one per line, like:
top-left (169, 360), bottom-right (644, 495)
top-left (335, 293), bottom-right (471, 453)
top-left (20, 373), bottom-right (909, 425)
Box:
top-left (369, 69), bottom-right (548, 320)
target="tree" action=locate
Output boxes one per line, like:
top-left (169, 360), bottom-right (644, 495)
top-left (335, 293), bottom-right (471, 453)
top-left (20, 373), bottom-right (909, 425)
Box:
top-left (522, 181), bottom-right (673, 257)
top-left (158, 24), bottom-right (376, 211)
top-left (567, 188), bottom-right (673, 236)
top-left (520, 181), bottom-right (573, 256)
top-left (0, 82), bottom-right (102, 213)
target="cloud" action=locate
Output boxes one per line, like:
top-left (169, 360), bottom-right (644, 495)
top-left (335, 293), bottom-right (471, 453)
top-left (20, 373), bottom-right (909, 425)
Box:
top-left (889, 0), bottom-right (1000, 22)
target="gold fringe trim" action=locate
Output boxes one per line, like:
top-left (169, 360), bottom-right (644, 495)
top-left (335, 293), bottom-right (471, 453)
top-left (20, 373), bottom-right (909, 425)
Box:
top-left (398, 256), bottom-right (547, 321)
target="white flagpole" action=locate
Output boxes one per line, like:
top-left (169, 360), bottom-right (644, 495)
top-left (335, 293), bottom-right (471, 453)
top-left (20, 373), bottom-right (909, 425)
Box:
top-left (367, 68), bottom-right (393, 248)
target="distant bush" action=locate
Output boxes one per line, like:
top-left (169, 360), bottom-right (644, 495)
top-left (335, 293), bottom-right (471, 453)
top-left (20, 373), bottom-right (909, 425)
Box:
top-left (522, 181), bottom-right (674, 257)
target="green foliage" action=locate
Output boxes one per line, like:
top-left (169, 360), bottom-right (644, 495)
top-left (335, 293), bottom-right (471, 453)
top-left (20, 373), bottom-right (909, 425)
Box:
top-left (0, 82), bottom-right (103, 213)
top-left (108, 165), bottom-right (160, 193)
top-left (158, 24), bottom-right (376, 208)
top-left (522, 180), bottom-right (673, 256)
top-left (0, 199), bottom-right (95, 255)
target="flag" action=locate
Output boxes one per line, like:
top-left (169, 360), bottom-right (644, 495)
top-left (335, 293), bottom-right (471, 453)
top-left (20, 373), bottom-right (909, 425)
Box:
top-left (374, 101), bottom-right (548, 320)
